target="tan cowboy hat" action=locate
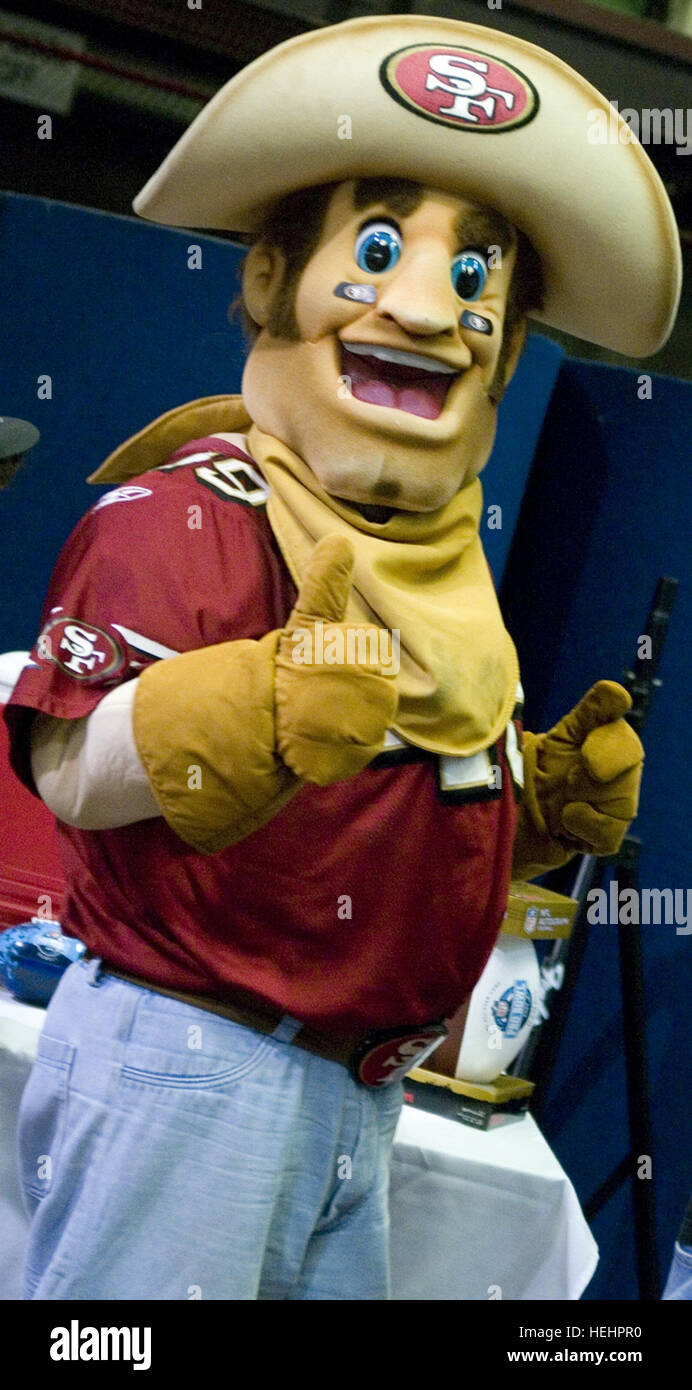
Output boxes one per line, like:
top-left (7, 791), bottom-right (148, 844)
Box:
top-left (133, 14), bottom-right (681, 356)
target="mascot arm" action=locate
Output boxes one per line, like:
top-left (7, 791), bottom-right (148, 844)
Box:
top-left (133, 536), bottom-right (396, 854)
top-left (132, 536), bottom-right (396, 854)
top-left (512, 681), bottom-right (644, 881)
top-left (31, 637), bottom-right (302, 851)
top-left (44, 535), bottom-right (395, 856)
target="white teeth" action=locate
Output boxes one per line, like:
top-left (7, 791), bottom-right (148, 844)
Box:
top-left (342, 343), bottom-right (458, 374)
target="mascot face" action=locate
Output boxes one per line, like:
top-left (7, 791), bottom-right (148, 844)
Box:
top-left (241, 180), bottom-right (521, 514)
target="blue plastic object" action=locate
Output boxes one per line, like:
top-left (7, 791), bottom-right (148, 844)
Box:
top-left (0, 921), bottom-right (86, 1005)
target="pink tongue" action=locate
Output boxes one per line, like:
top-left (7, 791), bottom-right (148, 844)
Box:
top-left (352, 380), bottom-right (441, 419)
top-left (346, 352), bottom-right (447, 419)
top-left (398, 387), bottom-right (442, 419)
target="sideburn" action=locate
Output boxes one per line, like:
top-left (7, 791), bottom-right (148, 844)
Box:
top-left (264, 183), bottom-right (340, 339)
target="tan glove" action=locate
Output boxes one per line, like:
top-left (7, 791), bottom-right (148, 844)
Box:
top-left (274, 534), bottom-right (399, 784)
top-left (133, 629), bottom-right (300, 855)
top-left (512, 680), bottom-right (644, 880)
top-left (133, 534), bottom-right (397, 854)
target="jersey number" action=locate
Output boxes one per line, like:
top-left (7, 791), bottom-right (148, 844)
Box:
top-left (194, 458), bottom-right (269, 508)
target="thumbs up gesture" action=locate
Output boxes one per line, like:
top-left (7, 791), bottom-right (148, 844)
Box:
top-left (274, 535), bottom-right (398, 784)
top-left (513, 681), bottom-right (644, 879)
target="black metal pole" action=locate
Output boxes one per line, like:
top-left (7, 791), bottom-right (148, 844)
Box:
top-left (615, 835), bottom-right (660, 1300)
top-left (518, 575), bottom-right (677, 1299)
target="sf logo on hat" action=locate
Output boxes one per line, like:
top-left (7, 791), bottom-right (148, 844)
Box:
top-left (380, 44), bottom-right (538, 132)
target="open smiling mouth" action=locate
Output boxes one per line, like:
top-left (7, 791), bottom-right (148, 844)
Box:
top-left (340, 343), bottom-right (460, 420)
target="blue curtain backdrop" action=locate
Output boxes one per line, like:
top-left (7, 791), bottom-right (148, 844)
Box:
top-left (501, 360), bottom-right (692, 1300)
top-left (2, 191), bottom-right (690, 1300)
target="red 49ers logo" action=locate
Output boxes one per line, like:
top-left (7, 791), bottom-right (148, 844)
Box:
top-left (35, 617), bottom-right (124, 682)
top-left (380, 44), bottom-right (538, 132)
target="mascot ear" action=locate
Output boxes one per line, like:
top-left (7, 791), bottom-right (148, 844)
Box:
top-left (242, 242), bottom-right (286, 328)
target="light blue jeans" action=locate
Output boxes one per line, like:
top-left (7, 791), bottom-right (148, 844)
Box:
top-left (16, 956), bottom-right (404, 1300)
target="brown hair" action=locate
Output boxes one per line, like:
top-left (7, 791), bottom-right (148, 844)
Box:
top-left (233, 177), bottom-right (544, 403)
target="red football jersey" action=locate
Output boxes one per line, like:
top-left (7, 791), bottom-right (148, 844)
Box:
top-left (5, 435), bottom-right (522, 1036)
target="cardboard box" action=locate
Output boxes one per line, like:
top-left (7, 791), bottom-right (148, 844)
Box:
top-left (403, 1067), bottom-right (534, 1131)
top-left (502, 881), bottom-right (578, 940)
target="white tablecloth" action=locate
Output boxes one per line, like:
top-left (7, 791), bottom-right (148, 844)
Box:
top-left (390, 1105), bottom-right (597, 1299)
top-left (0, 988), bottom-right (597, 1300)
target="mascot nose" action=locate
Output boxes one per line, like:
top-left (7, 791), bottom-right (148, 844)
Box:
top-left (376, 256), bottom-right (460, 338)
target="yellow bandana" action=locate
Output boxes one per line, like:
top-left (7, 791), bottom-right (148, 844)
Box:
top-left (249, 424), bottom-right (519, 759)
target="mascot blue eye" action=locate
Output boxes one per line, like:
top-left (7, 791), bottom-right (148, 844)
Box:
top-left (451, 251), bottom-right (488, 302)
top-left (354, 222), bottom-right (402, 274)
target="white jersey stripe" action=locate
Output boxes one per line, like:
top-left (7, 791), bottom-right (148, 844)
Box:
top-left (112, 625), bottom-right (180, 661)
top-left (160, 451), bottom-right (218, 469)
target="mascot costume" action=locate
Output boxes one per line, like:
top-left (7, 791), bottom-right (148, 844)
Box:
top-left (5, 16), bottom-right (681, 1299)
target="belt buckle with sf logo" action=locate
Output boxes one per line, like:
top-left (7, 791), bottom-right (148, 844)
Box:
top-left (349, 1021), bottom-right (448, 1087)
